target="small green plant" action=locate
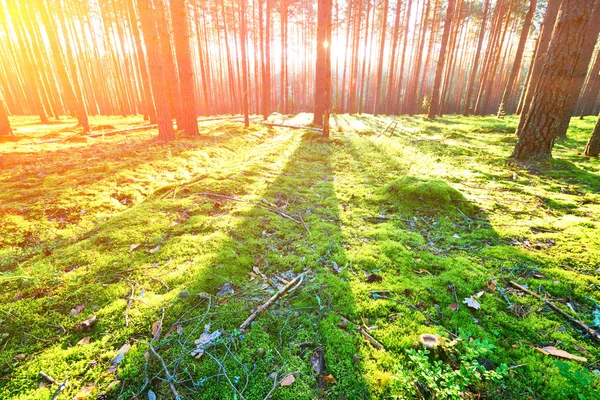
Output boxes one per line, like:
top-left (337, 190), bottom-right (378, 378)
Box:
top-left (554, 361), bottom-right (600, 400)
top-left (393, 330), bottom-right (509, 399)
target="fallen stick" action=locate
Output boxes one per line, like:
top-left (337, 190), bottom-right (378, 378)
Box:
top-left (240, 272), bottom-right (308, 330)
top-left (377, 117), bottom-right (396, 137)
top-left (39, 372), bottom-right (68, 400)
top-left (147, 342), bottom-right (182, 400)
top-left (338, 316), bottom-right (385, 350)
top-left (509, 281), bottom-right (600, 342)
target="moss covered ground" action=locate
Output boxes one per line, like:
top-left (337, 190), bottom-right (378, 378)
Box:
top-left (0, 114), bottom-right (599, 399)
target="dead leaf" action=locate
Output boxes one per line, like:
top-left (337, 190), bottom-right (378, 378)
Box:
top-left (129, 243), bottom-right (142, 253)
top-left (216, 282), bottom-right (234, 297)
top-left (323, 374), bottom-right (336, 384)
top-left (463, 297), bottom-right (481, 310)
top-left (77, 336), bottom-right (90, 346)
top-left (152, 320), bottom-right (162, 341)
top-left (163, 323), bottom-right (181, 339)
top-left (190, 324), bottom-right (221, 358)
top-left (473, 291), bottom-right (485, 299)
top-left (414, 269), bottom-right (432, 275)
top-left (70, 304), bottom-right (85, 317)
top-left (107, 343), bottom-right (132, 373)
top-left (75, 315), bottom-right (97, 332)
top-left (310, 351), bottom-right (321, 374)
top-left (536, 346), bottom-right (587, 362)
top-left (487, 279), bottom-right (497, 291)
top-left (449, 303), bottom-right (458, 311)
top-left (366, 273), bottom-right (382, 283)
top-left (280, 374), bottom-right (295, 386)
top-left (73, 382), bottom-right (95, 399)
top-left (148, 245), bottom-right (161, 254)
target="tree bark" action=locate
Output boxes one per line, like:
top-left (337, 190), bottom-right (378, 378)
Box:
top-left (170, 0), bottom-right (199, 135)
top-left (372, 0), bottom-right (389, 116)
top-left (313, 0), bottom-right (333, 132)
top-left (136, 0), bottom-right (175, 141)
top-left (240, 0), bottom-right (250, 127)
top-left (513, 0), bottom-right (599, 160)
top-left (584, 113), bottom-right (600, 156)
top-left (498, 0), bottom-right (537, 116)
top-left (428, 0), bottom-right (455, 119)
top-left (0, 95), bottom-right (13, 136)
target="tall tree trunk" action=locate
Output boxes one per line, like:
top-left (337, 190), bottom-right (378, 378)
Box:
top-left (584, 113), bottom-right (600, 156)
top-left (498, 0), bottom-right (537, 116)
top-left (372, 0), bottom-right (389, 116)
top-left (516, 0), bottom-right (560, 116)
top-left (240, 0), bottom-right (250, 127)
top-left (171, 0), bottom-right (199, 135)
top-left (313, 0), bottom-right (333, 132)
top-left (463, 0), bottom-right (489, 115)
top-left (36, 0), bottom-right (90, 131)
top-left (0, 95), bottom-right (12, 136)
top-left (428, 0), bottom-right (455, 119)
top-left (136, 0), bottom-right (175, 141)
top-left (513, 0), bottom-right (599, 160)
top-left (262, 0), bottom-right (272, 119)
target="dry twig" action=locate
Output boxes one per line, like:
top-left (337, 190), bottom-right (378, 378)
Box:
top-left (240, 272), bottom-right (308, 330)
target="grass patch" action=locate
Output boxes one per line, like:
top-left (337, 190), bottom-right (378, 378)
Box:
top-left (0, 114), bottom-right (599, 399)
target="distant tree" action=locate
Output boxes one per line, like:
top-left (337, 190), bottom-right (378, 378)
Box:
top-left (136, 0), bottom-right (175, 141)
top-left (372, 0), bottom-right (389, 116)
top-left (240, 0), bottom-right (250, 127)
top-left (170, 0), bottom-right (199, 135)
top-left (35, 0), bottom-right (90, 132)
top-left (584, 113), bottom-right (600, 156)
top-left (0, 95), bottom-right (13, 136)
top-left (513, 0), bottom-right (600, 159)
top-left (463, 0), bottom-right (490, 116)
top-left (428, 0), bottom-right (456, 119)
top-left (497, 0), bottom-right (537, 116)
top-left (313, 0), bottom-right (332, 134)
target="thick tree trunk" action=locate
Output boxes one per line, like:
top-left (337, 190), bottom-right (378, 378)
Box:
top-left (136, 0), bottom-right (175, 141)
top-left (516, 0), bottom-right (560, 116)
top-left (262, 0), bottom-right (272, 119)
top-left (584, 114), bottom-right (600, 156)
top-left (313, 0), bottom-right (333, 132)
top-left (170, 0), bottom-right (199, 135)
top-left (428, 0), bottom-right (455, 119)
top-left (0, 96), bottom-right (13, 136)
top-left (498, 0), bottom-right (537, 116)
top-left (513, 0), bottom-right (598, 160)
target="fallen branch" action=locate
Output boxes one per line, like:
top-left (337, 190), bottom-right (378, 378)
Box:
top-left (338, 316), bottom-right (385, 350)
top-left (509, 281), bottom-right (600, 342)
top-left (147, 342), bottom-right (181, 399)
top-left (39, 371), bottom-right (68, 400)
top-left (240, 272), bottom-right (308, 330)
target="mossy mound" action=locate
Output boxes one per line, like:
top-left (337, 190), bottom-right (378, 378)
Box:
top-left (383, 175), bottom-right (474, 216)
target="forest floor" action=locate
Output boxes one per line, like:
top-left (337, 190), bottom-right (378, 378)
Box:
top-left (0, 113), bottom-right (599, 399)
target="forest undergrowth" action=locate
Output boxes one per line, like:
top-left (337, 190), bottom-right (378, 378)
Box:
top-left (0, 114), bottom-right (599, 399)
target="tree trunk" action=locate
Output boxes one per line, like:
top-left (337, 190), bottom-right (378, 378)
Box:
top-left (170, 0), bottom-right (199, 135)
top-left (428, 0), bottom-right (455, 119)
top-left (516, 0), bottom-right (560, 116)
top-left (240, 0), bottom-right (250, 127)
top-left (584, 113), bottom-right (600, 156)
top-left (313, 0), bottom-right (333, 132)
top-left (0, 96), bottom-right (13, 136)
top-left (136, 0), bottom-right (175, 141)
top-left (372, 0), bottom-right (389, 116)
top-left (513, 0), bottom-right (598, 160)
top-left (262, 0), bottom-right (272, 119)
top-left (463, 0), bottom-right (490, 116)
top-left (498, 0), bottom-right (537, 116)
